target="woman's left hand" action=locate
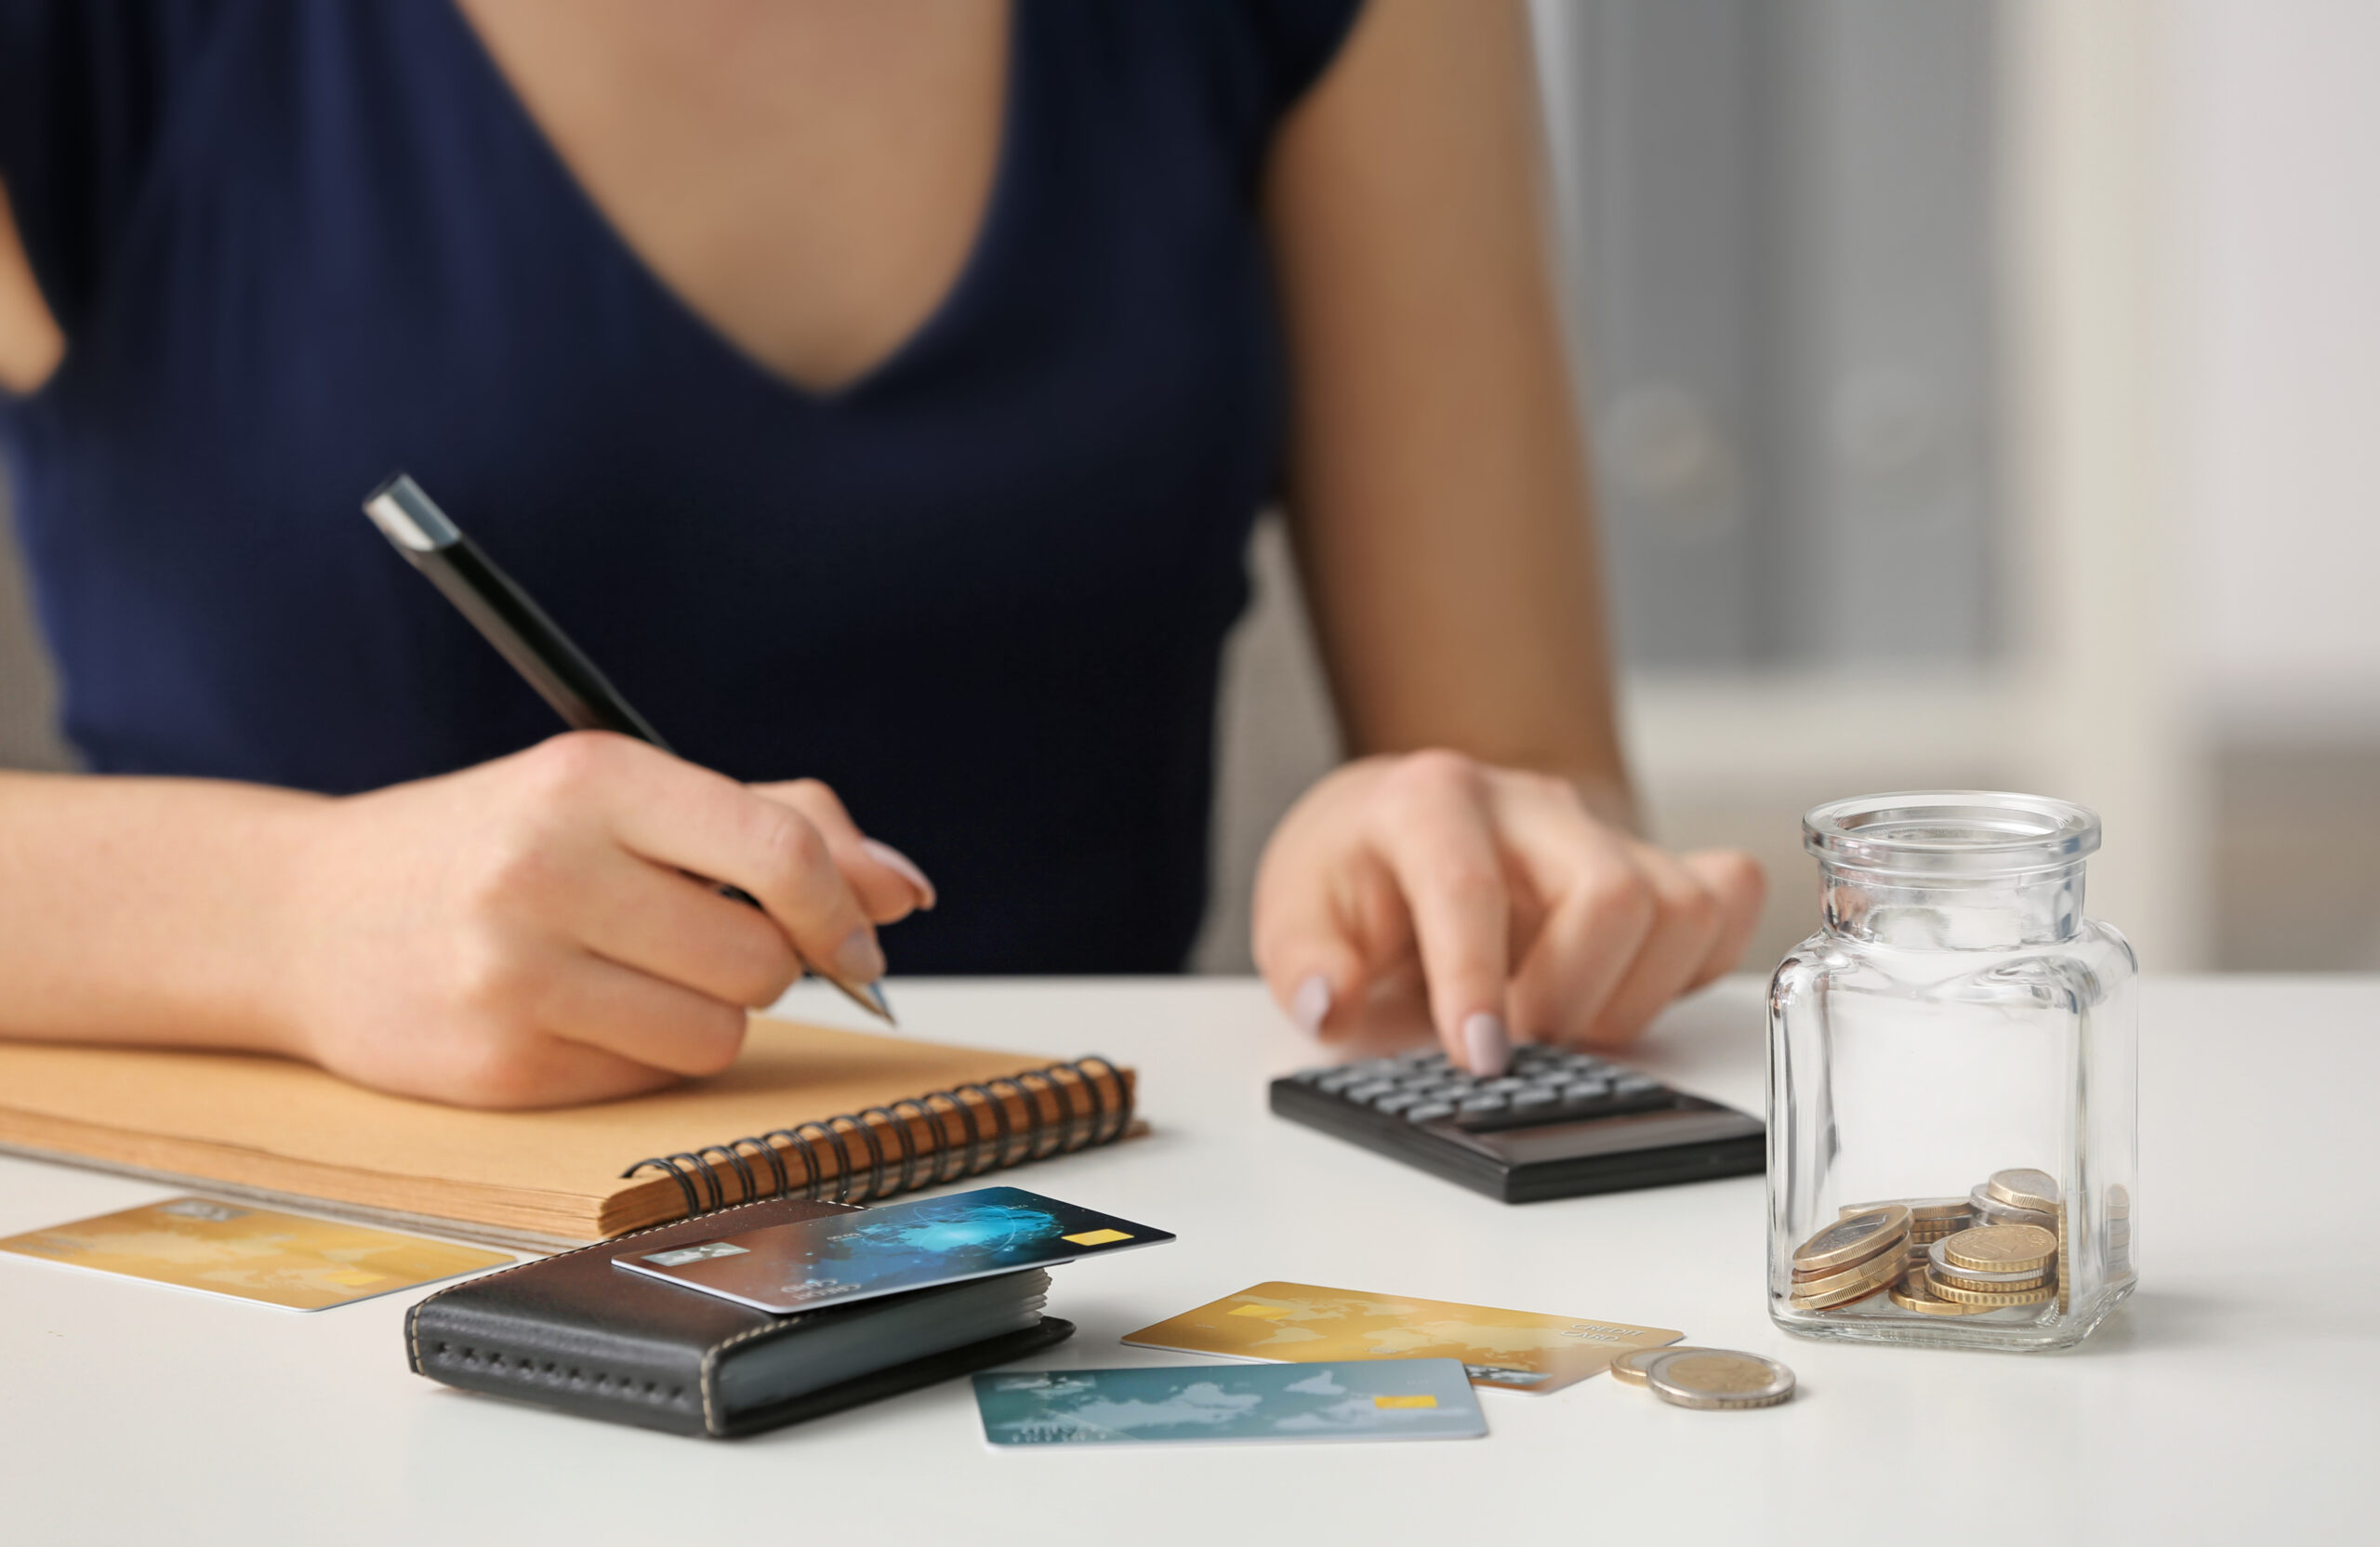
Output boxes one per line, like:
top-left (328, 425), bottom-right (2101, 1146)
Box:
top-left (1252, 750), bottom-right (1765, 1076)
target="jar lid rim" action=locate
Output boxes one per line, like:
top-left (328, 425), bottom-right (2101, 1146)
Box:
top-left (1804, 790), bottom-right (2101, 871)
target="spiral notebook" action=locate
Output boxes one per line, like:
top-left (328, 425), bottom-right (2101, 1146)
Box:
top-left (0, 1018), bottom-right (1135, 1250)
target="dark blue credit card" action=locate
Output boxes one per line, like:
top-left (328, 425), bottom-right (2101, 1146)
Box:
top-left (611, 1186), bottom-right (1172, 1314)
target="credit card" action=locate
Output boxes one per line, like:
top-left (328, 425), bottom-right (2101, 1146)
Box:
top-left (1122, 1281), bottom-right (1680, 1395)
top-left (614, 1185), bottom-right (1171, 1314)
top-left (0, 1197), bottom-right (510, 1311)
top-left (973, 1359), bottom-right (1485, 1447)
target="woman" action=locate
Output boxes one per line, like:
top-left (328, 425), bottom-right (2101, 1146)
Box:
top-left (0, 0), bottom-right (1763, 1107)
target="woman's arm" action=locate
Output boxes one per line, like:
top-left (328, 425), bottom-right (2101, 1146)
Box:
top-left (0, 176), bottom-right (66, 394)
top-left (1266, 0), bottom-right (1625, 818)
top-left (0, 741), bottom-right (932, 1107)
top-left (1252, 0), bottom-right (1764, 1068)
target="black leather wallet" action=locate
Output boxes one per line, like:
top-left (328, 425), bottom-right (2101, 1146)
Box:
top-left (406, 1194), bottom-right (1073, 1438)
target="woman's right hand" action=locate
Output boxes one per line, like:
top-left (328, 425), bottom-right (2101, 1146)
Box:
top-left (273, 732), bottom-right (932, 1108)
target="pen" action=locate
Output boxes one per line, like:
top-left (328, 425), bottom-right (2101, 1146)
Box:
top-left (362, 471), bottom-right (896, 1025)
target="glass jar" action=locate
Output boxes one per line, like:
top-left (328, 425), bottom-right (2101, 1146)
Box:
top-left (1767, 791), bottom-right (2138, 1351)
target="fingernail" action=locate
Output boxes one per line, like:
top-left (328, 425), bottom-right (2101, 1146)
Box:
top-left (833, 927), bottom-right (887, 984)
top-left (1463, 1012), bottom-right (1510, 1078)
top-left (1291, 973), bottom-right (1332, 1036)
top-left (861, 839), bottom-right (936, 909)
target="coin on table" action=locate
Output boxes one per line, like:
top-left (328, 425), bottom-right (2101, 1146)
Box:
top-left (1644, 1350), bottom-right (1796, 1410)
top-left (1988, 1168), bottom-right (2062, 1213)
top-left (1943, 1223), bottom-right (2057, 1275)
top-left (1889, 1274), bottom-right (1997, 1317)
top-left (1793, 1205), bottom-right (1912, 1274)
top-left (1611, 1344), bottom-right (1712, 1388)
top-left (1925, 1275), bottom-right (2056, 1308)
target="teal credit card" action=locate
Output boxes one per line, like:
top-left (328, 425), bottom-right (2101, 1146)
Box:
top-left (973, 1359), bottom-right (1486, 1447)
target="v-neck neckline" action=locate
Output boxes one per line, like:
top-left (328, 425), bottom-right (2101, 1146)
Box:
top-left (439, 0), bottom-right (1027, 411)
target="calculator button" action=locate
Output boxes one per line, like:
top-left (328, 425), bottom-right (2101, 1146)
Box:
top-left (1458, 1094), bottom-right (1508, 1114)
top-left (1403, 1101), bottom-right (1456, 1122)
top-left (1613, 1075), bottom-right (1661, 1094)
top-left (1374, 1091), bottom-right (1421, 1114)
top-left (1345, 1080), bottom-right (1400, 1102)
top-left (1480, 1077), bottom-right (1528, 1094)
top-left (1511, 1089), bottom-right (1558, 1109)
top-left (1316, 1070), bottom-right (1367, 1091)
top-left (1559, 1079), bottom-right (1612, 1100)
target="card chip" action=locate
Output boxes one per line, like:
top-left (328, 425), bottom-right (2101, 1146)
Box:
top-left (1062, 1228), bottom-right (1132, 1246)
top-left (1229, 1302), bottom-right (1294, 1319)
top-left (1374, 1395), bottom-right (1438, 1409)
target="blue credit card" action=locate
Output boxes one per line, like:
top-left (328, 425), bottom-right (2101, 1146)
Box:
top-left (973, 1360), bottom-right (1487, 1447)
top-left (612, 1186), bottom-right (1172, 1314)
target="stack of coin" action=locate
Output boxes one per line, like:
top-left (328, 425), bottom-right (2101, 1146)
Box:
top-left (1801, 1170), bottom-right (2112, 1322)
top-left (1790, 1205), bottom-right (1910, 1311)
top-left (1611, 1346), bottom-right (1795, 1410)
top-left (1913, 1223), bottom-right (2057, 1309)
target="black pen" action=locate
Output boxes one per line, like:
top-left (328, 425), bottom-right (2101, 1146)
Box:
top-left (363, 471), bottom-right (895, 1025)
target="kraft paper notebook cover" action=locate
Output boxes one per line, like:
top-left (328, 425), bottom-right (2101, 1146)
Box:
top-left (0, 1018), bottom-right (1135, 1249)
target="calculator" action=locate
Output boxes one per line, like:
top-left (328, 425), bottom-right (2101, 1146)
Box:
top-left (1269, 1043), bottom-right (1765, 1204)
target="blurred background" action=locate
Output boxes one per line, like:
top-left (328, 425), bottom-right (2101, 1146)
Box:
top-left (3, 1), bottom-right (2374, 977)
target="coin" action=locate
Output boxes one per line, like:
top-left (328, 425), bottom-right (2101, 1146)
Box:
top-left (1794, 1243), bottom-right (1914, 1299)
top-left (1925, 1237), bottom-right (2052, 1286)
top-left (1610, 1344), bottom-right (1711, 1387)
top-left (1988, 1168), bottom-right (2061, 1213)
top-left (1793, 1205), bottom-right (1912, 1273)
top-left (1644, 1350), bottom-right (1796, 1410)
top-left (1967, 1188), bottom-right (2056, 1231)
top-left (2107, 1183), bottom-right (2132, 1217)
top-left (1790, 1250), bottom-right (1906, 1310)
top-left (1924, 1275), bottom-right (2056, 1308)
top-left (1842, 1197), bottom-right (1969, 1222)
top-left (1889, 1274), bottom-right (1998, 1316)
top-left (1943, 1223), bottom-right (2058, 1274)
top-left (2057, 1201), bottom-right (2070, 1315)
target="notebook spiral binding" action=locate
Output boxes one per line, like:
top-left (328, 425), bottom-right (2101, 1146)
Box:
top-left (618, 1056), bottom-right (1130, 1220)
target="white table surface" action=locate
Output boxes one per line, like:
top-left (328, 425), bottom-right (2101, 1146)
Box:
top-left (3, 974), bottom-right (2373, 1544)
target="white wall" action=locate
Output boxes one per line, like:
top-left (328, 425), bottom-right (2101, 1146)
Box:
top-left (2172, 0), bottom-right (2380, 737)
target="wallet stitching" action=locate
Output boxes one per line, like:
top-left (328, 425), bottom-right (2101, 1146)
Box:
top-left (403, 1197), bottom-right (858, 1381)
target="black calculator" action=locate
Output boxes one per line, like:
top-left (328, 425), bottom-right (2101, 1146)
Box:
top-left (1269, 1043), bottom-right (1764, 1203)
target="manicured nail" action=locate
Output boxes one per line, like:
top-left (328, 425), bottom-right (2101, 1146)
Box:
top-left (1292, 974), bottom-right (1332, 1036)
top-left (861, 839), bottom-right (936, 909)
top-left (1463, 1012), bottom-right (1510, 1078)
top-left (833, 927), bottom-right (887, 984)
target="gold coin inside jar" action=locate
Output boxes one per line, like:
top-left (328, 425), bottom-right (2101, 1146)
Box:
top-left (1941, 1223), bottom-right (2057, 1275)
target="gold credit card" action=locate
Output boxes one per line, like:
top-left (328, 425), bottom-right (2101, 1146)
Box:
top-left (0, 1197), bottom-right (510, 1311)
top-left (1123, 1281), bottom-right (1682, 1395)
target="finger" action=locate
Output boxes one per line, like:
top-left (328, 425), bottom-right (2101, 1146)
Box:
top-left (533, 949), bottom-right (753, 1078)
top-left (565, 849), bottom-right (803, 1009)
top-left (1680, 848), bottom-right (1766, 988)
top-left (1374, 754), bottom-right (1514, 1074)
top-left (554, 738), bottom-right (885, 987)
top-left (1504, 840), bottom-right (1656, 1046)
top-left (751, 778), bottom-right (934, 920)
top-left (1253, 846), bottom-right (1393, 1043)
top-left (1573, 847), bottom-right (1721, 1045)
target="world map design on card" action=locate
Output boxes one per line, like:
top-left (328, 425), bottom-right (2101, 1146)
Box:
top-left (1122, 1281), bottom-right (1681, 1395)
top-left (974, 1360), bottom-right (1486, 1447)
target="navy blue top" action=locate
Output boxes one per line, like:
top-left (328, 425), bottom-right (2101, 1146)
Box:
top-left (0, 0), bottom-right (1363, 972)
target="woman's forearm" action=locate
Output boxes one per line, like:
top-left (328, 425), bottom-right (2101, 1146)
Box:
top-left (0, 771), bottom-right (324, 1051)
